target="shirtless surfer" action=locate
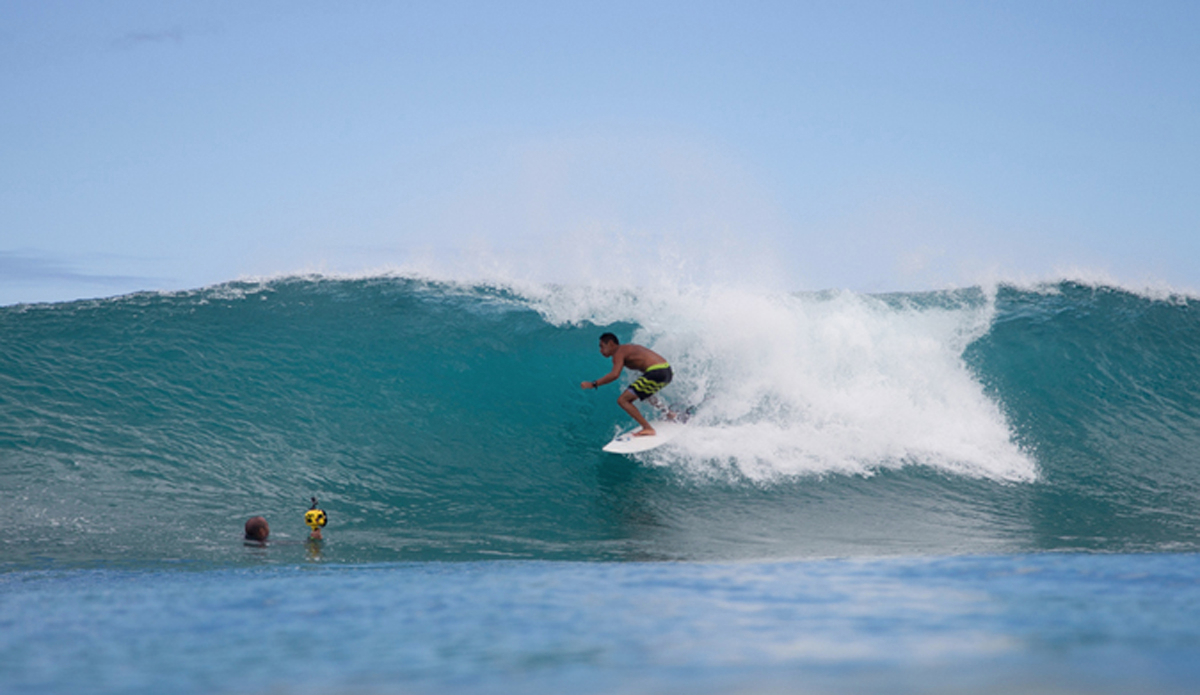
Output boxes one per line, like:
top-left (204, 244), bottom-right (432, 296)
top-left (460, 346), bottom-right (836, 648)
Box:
top-left (581, 333), bottom-right (673, 437)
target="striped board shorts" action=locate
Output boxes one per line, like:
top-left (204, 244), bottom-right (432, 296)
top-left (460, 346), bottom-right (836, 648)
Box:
top-left (628, 363), bottom-right (672, 401)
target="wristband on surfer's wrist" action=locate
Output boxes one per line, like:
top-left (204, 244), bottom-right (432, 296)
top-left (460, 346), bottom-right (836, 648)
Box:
top-left (591, 381), bottom-right (599, 389)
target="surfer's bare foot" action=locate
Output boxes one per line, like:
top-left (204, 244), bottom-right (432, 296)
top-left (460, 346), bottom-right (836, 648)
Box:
top-left (633, 427), bottom-right (657, 437)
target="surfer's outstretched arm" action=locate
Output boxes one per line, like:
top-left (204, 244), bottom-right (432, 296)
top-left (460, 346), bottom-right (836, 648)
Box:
top-left (581, 352), bottom-right (625, 390)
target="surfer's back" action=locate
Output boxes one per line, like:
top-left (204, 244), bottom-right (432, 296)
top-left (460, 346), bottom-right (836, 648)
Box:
top-left (615, 343), bottom-right (667, 372)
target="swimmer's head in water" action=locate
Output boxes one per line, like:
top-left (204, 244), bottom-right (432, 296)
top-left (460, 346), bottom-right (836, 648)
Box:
top-left (244, 516), bottom-right (269, 541)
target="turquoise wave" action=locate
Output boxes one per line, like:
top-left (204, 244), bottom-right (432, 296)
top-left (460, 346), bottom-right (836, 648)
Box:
top-left (2, 277), bottom-right (1199, 568)
top-left (966, 283), bottom-right (1200, 551)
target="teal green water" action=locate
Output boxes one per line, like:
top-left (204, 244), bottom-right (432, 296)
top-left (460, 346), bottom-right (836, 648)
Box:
top-left (3, 277), bottom-right (1200, 567)
top-left (4, 276), bottom-right (1200, 694)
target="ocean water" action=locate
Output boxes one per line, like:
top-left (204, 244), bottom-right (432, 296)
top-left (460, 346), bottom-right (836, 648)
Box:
top-left (3, 276), bottom-right (1200, 693)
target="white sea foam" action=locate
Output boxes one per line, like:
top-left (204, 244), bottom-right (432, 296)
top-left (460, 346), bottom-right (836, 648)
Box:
top-left (524, 282), bottom-right (1037, 483)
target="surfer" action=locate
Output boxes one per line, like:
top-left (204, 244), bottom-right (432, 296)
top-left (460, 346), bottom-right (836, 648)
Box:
top-left (582, 333), bottom-right (673, 437)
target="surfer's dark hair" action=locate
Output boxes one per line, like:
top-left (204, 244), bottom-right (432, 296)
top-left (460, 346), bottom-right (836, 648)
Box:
top-left (599, 332), bottom-right (619, 345)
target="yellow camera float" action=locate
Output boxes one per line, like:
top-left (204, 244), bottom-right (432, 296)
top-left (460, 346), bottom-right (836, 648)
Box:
top-left (306, 497), bottom-right (327, 540)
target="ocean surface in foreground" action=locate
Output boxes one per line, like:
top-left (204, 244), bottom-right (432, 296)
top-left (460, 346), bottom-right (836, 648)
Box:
top-left (4, 275), bottom-right (1200, 693)
top-left (5, 553), bottom-right (1200, 695)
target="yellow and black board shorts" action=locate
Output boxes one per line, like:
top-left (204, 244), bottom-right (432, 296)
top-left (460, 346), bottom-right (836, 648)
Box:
top-left (628, 363), bottom-right (672, 401)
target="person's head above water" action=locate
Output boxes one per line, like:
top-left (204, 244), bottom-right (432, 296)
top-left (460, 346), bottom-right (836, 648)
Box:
top-left (244, 516), bottom-right (269, 542)
top-left (599, 333), bottom-right (619, 357)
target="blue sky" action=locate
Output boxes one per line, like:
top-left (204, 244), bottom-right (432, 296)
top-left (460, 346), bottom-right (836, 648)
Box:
top-left (3, 1), bottom-right (1198, 304)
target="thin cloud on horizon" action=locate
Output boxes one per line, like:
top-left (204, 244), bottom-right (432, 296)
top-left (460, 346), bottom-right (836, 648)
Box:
top-left (0, 250), bottom-right (159, 287)
top-left (111, 25), bottom-right (189, 50)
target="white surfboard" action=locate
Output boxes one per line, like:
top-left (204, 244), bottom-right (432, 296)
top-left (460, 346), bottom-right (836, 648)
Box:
top-left (602, 420), bottom-right (688, 454)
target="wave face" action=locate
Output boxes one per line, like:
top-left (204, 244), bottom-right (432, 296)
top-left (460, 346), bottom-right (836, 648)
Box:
top-left (3, 277), bottom-right (1199, 567)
